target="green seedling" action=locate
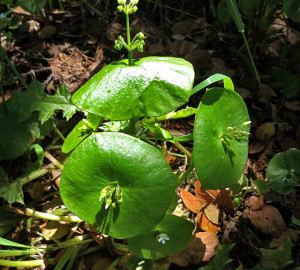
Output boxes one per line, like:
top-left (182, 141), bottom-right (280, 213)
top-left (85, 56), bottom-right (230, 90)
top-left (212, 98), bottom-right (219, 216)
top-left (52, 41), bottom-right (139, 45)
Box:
top-left (59, 0), bottom-right (251, 259)
top-left (0, 0), bottom-right (251, 263)
top-left (266, 148), bottom-right (300, 194)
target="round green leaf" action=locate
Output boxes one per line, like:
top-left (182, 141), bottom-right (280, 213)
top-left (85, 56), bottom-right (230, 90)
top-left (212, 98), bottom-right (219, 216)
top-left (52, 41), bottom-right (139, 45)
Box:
top-left (266, 148), bottom-right (300, 194)
top-left (60, 132), bottom-right (177, 239)
top-left (283, 0), bottom-right (300, 22)
top-left (193, 88), bottom-right (250, 189)
top-left (128, 214), bottom-right (194, 259)
top-left (72, 57), bottom-right (194, 120)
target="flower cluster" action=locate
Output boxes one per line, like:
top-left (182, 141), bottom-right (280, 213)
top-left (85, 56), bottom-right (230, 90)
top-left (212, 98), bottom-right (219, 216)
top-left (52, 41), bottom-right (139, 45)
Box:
top-left (114, 31), bottom-right (145, 52)
top-left (117, 0), bottom-right (139, 14)
top-left (99, 181), bottom-right (123, 209)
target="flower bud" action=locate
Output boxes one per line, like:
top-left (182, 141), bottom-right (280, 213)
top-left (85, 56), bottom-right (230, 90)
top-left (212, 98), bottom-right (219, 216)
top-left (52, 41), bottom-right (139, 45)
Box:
top-left (117, 0), bottom-right (126, 4)
top-left (117, 5), bottom-right (123, 12)
top-left (137, 32), bottom-right (145, 40)
top-left (137, 44), bottom-right (143, 52)
top-left (118, 35), bottom-right (124, 42)
top-left (131, 0), bottom-right (139, 5)
top-left (132, 6), bottom-right (138, 12)
top-left (139, 40), bottom-right (145, 45)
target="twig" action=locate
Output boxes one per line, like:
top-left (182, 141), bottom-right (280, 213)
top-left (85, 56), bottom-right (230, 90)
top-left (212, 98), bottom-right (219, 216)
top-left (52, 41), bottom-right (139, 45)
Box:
top-left (44, 151), bottom-right (64, 171)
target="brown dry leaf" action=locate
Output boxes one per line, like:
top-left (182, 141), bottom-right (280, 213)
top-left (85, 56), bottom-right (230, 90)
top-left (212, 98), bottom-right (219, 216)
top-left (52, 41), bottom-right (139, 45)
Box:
top-left (171, 20), bottom-right (197, 35)
top-left (246, 205), bottom-right (286, 238)
top-left (249, 141), bottom-right (265, 154)
top-left (171, 34), bottom-right (185, 40)
top-left (42, 221), bottom-right (72, 240)
top-left (214, 189), bottom-right (235, 213)
top-left (48, 44), bottom-right (99, 93)
top-left (20, 20), bottom-right (40, 33)
top-left (279, 137), bottom-right (299, 151)
top-left (27, 181), bottom-right (45, 200)
top-left (0, 90), bottom-right (12, 103)
top-left (165, 155), bottom-right (177, 166)
top-left (194, 180), bottom-right (219, 204)
top-left (148, 42), bottom-right (164, 55)
top-left (258, 84), bottom-right (277, 103)
top-left (41, 196), bottom-right (63, 212)
top-left (236, 88), bottom-right (252, 99)
top-left (197, 213), bottom-right (218, 233)
top-left (167, 232), bottom-right (219, 266)
top-left (204, 204), bottom-right (219, 225)
top-left (284, 100), bottom-right (300, 111)
top-left (255, 122), bottom-right (275, 141)
top-left (196, 232), bottom-right (219, 261)
top-left (106, 23), bottom-right (122, 42)
top-left (167, 41), bottom-right (198, 55)
top-left (38, 25), bottom-right (57, 39)
top-left (185, 49), bottom-right (212, 70)
top-left (269, 229), bottom-right (299, 248)
top-left (84, 249), bottom-right (114, 270)
top-left (169, 129), bottom-right (186, 137)
top-left (208, 58), bottom-right (234, 78)
top-left (181, 189), bottom-right (202, 213)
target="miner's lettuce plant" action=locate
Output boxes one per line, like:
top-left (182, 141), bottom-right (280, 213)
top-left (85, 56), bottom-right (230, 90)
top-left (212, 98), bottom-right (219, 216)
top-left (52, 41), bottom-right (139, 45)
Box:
top-left (59, 0), bottom-right (250, 259)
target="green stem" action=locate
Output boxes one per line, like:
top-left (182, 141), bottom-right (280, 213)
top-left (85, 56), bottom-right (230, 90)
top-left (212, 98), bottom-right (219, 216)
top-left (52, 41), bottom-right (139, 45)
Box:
top-left (24, 208), bottom-right (82, 222)
top-left (5, 206), bottom-right (82, 222)
top-left (54, 123), bottom-right (66, 141)
top-left (44, 151), bottom-right (64, 171)
top-left (0, 259), bottom-right (44, 267)
top-left (129, 118), bottom-right (136, 136)
top-left (126, 12), bottom-right (132, 65)
top-left (174, 141), bottom-right (192, 159)
top-left (241, 32), bottom-right (261, 84)
top-left (177, 163), bottom-right (195, 187)
top-left (18, 167), bottom-right (52, 186)
top-left (107, 257), bottom-right (121, 270)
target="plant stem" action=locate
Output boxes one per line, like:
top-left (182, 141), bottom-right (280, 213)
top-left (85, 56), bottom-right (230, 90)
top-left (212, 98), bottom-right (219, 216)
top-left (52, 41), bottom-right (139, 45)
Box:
top-left (174, 141), bottom-right (192, 159)
top-left (45, 151), bottom-right (64, 171)
top-left (177, 163), bottom-right (195, 187)
top-left (54, 123), bottom-right (66, 141)
top-left (241, 32), bottom-right (261, 84)
top-left (4, 206), bottom-right (82, 222)
top-left (0, 259), bottom-right (44, 267)
top-left (19, 167), bottom-right (52, 186)
top-left (126, 12), bottom-right (132, 65)
top-left (107, 257), bottom-right (121, 270)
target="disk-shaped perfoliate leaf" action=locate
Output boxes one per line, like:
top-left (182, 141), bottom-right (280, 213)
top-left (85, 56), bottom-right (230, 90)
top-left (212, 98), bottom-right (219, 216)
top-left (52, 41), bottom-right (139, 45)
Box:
top-left (72, 57), bottom-right (194, 120)
top-left (266, 148), bottom-right (300, 194)
top-left (193, 88), bottom-right (250, 189)
top-left (128, 214), bottom-right (194, 259)
top-left (60, 132), bottom-right (177, 239)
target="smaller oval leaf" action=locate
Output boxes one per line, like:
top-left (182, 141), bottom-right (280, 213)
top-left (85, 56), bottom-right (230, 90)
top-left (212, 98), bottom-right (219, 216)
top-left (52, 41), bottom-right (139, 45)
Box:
top-left (193, 88), bottom-right (250, 189)
top-left (266, 148), bottom-right (300, 194)
top-left (128, 214), bottom-right (194, 259)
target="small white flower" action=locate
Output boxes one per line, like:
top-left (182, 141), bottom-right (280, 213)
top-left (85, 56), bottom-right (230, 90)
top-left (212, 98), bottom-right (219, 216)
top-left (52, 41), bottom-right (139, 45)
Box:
top-left (157, 233), bottom-right (170, 244)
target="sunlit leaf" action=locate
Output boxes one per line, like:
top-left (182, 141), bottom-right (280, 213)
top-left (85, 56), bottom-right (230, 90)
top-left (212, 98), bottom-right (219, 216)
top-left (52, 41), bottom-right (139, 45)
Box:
top-left (72, 57), bottom-right (194, 120)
